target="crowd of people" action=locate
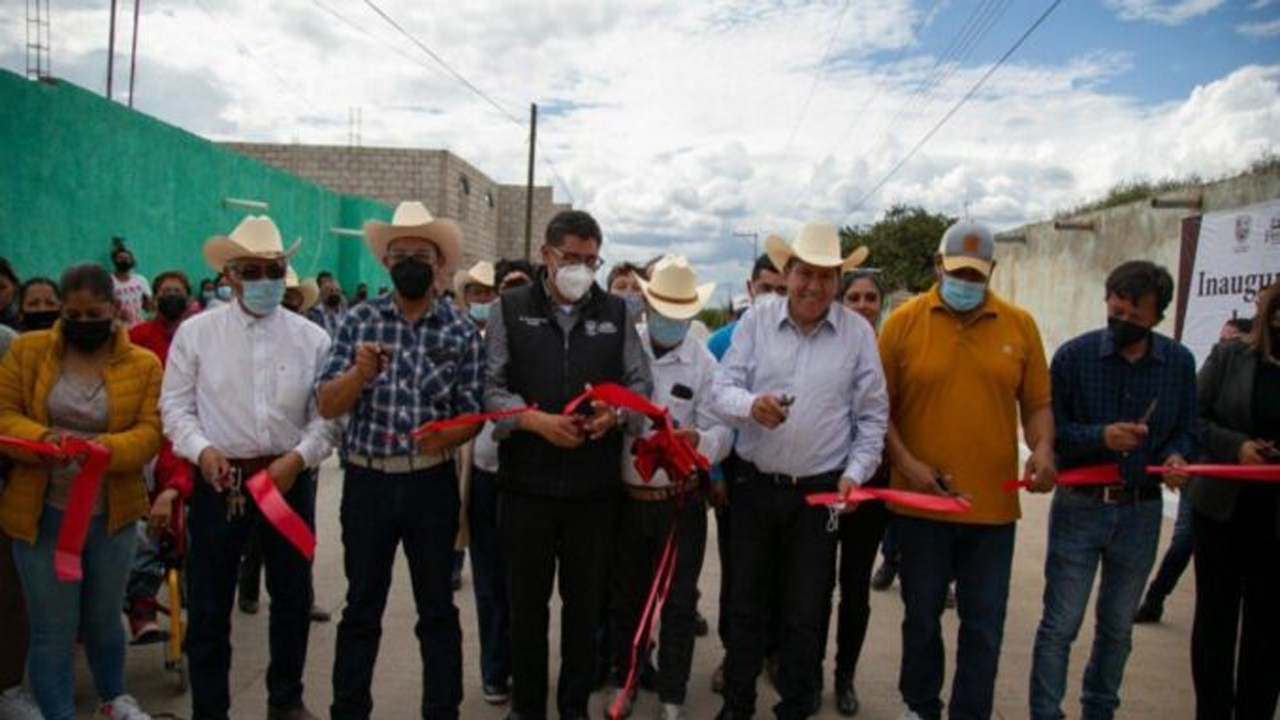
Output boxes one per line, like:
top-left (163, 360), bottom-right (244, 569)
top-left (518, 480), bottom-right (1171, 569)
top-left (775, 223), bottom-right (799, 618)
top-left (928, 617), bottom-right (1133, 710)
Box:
top-left (0, 201), bottom-right (1276, 720)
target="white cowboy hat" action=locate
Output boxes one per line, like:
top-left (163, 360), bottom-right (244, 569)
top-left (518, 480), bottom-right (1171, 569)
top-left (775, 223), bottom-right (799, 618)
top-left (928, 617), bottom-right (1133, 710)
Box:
top-left (204, 216), bottom-right (301, 272)
top-left (285, 266), bottom-right (320, 313)
top-left (453, 260), bottom-right (496, 299)
top-left (637, 255), bottom-right (715, 321)
top-left (364, 201), bottom-right (463, 268)
top-left (765, 221), bottom-right (868, 274)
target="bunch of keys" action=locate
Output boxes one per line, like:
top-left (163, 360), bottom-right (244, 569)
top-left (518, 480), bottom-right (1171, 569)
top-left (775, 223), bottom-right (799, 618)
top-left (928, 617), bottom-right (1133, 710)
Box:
top-left (825, 502), bottom-right (844, 533)
top-left (225, 467), bottom-right (246, 521)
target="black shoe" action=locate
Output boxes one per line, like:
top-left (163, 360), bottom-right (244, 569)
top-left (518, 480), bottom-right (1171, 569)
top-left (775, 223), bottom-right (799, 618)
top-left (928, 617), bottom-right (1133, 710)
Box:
top-left (871, 560), bottom-right (897, 591)
top-left (1134, 600), bottom-right (1164, 624)
top-left (309, 605), bottom-right (331, 623)
top-left (482, 680), bottom-right (511, 705)
top-left (835, 682), bottom-right (860, 717)
top-left (239, 596), bottom-right (259, 615)
top-left (693, 610), bottom-right (709, 637)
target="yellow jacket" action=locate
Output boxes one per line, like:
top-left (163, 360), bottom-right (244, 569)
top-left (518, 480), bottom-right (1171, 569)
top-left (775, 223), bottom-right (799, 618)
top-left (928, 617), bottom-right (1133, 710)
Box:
top-left (0, 324), bottom-right (162, 543)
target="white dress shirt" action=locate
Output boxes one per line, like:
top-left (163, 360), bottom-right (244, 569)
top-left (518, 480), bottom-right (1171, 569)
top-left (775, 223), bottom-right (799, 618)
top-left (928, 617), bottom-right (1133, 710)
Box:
top-left (161, 302), bottom-right (337, 468)
top-left (623, 325), bottom-right (733, 488)
top-left (712, 299), bottom-right (889, 484)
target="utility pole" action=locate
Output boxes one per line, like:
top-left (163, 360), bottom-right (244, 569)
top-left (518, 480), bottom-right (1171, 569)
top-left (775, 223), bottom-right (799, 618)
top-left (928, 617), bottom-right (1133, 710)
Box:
top-left (524, 102), bottom-right (538, 261)
top-left (127, 0), bottom-right (141, 107)
top-left (106, 0), bottom-right (118, 99)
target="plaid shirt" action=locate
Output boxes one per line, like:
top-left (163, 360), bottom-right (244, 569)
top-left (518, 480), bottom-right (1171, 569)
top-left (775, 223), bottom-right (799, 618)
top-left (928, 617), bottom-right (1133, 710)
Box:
top-left (1051, 328), bottom-right (1198, 487)
top-left (319, 293), bottom-right (485, 457)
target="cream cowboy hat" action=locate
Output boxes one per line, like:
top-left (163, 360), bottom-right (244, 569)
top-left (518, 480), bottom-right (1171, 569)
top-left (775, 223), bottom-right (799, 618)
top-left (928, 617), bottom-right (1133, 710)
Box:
top-left (453, 260), bottom-right (496, 299)
top-left (637, 255), bottom-right (715, 321)
top-left (204, 216), bottom-right (301, 272)
top-left (765, 221), bottom-right (868, 274)
top-left (285, 267), bottom-right (320, 313)
top-left (364, 201), bottom-right (463, 268)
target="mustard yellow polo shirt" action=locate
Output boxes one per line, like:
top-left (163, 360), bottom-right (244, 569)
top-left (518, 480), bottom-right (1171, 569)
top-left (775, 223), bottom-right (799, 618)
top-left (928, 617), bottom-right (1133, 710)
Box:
top-left (878, 286), bottom-right (1051, 525)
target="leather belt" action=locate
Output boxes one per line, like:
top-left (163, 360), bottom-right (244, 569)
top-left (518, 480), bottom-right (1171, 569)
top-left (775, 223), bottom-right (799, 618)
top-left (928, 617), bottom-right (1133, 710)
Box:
top-left (229, 456), bottom-right (279, 477)
top-left (745, 463), bottom-right (840, 488)
top-left (625, 479), bottom-right (701, 502)
top-left (1066, 483), bottom-right (1162, 504)
top-left (345, 452), bottom-right (450, 475)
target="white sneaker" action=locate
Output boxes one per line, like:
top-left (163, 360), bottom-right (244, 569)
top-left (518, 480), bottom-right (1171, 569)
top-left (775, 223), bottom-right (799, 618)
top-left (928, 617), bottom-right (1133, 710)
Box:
top-left (0, 687), bottom-right (44, 720)
top-left (657, 703), bottom-right (684, 720)
top-left (96, 695), bottom-right (151, 720)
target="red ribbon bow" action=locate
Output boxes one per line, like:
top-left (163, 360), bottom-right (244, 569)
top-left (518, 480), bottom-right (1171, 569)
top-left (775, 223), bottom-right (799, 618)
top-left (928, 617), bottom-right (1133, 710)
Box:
top-left (563, 383), bottom-right (710, 484)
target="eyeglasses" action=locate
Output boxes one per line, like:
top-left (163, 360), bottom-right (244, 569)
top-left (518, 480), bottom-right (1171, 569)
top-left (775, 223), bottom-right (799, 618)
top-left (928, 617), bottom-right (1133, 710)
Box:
top-left (230, 262), bottom-right (287, 281)
top-left (547, 245), bottom-right (604, 271)
top-left (387, 249), bottom-right (440, 265)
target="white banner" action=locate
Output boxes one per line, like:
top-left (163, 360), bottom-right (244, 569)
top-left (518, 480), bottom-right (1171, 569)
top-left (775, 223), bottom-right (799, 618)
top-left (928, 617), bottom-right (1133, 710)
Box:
top-left (1184, 199), bottom-right (1280, 367)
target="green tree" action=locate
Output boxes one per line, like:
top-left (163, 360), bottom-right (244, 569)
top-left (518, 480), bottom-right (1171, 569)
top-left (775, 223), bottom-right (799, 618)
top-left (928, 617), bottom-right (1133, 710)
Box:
top-left (840, 205), bottom-right (955, 293)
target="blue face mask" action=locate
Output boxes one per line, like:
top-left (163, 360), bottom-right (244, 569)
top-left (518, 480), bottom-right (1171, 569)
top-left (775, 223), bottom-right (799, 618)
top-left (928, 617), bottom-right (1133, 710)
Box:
top-left (939, 275), bottom-right (987, 313)
top-left (468, 300), bottom-right (493, 323)
top-left (240, 279), bottom-right (285, 316)
top-left (215, 286), bottom-right (233, 301)
top-left (648, 313), bottom-right (691, 348)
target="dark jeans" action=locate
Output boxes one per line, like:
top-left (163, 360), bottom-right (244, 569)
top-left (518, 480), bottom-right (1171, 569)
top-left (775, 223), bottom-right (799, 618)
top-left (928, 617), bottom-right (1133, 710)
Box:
top-left (611, 494), bottom-right (707, 705)
top-left (0, 532), bottom-right (28, 691)
top-left (331, 463), bottom-right (462, 720)
top-left (722, 470), bottom-right (839, 720)
top-left (1142, 492), bottom-right (1193, 607)
top-left (1191, 493), bottom-right (1280, 720)
top-left (880, 519), bottom-right (898, 565)
top-left (500, 490), bottom-right (617, 720)
top-left (186, 471), bottom-right (315, 720)
top-left (828, 501), bottom-right (889, 684)
top-left (468, 468), bottom-right (510, 688)
top-left (1029, 489), bottom-right (1162, 720)
top-left (897, 516), bottom-right (1015, 720)
top-left (238, 519), bottom-right (265, 602)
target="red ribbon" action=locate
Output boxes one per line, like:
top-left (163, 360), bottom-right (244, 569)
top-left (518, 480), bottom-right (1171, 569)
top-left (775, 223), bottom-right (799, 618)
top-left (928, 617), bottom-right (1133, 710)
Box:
top-left (805, 487), bottom-right (973, 515)
top-left (244, 470), bottom-right (316, 561)
top-left (563, 383), bottom-right (710, 484)
top-left (1003, 463), bottom-right (1280, 491)
top-left (0, 435), bottom-right (110, 582)
top-left (407, 406), bottom-right (532, 439)
top-left (1003, 463), bottom-right (1120, 491)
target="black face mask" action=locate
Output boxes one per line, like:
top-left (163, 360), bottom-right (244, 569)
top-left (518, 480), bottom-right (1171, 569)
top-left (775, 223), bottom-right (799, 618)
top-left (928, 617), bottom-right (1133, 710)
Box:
top-left (113, 258), bottom-right (134, 273)
top-left (21, 310), bottom-right (60, 332)
top-left (390, 259), bottom-right (433, 300)
top-left (325, 293), bottom-right (342, 309)
top-left (157, 294), bottom-right (188, 322)
top-left (62, 318), bottom-right (115, 353)
top-left (1108, 316), bottom-right (1151, 350)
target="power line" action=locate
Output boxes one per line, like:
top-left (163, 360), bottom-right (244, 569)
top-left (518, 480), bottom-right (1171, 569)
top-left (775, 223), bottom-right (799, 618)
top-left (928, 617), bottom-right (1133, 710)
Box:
top-left (844, 0), bottom-right (1064, 219)
top-left (781, 0), bottom-right (852, 156)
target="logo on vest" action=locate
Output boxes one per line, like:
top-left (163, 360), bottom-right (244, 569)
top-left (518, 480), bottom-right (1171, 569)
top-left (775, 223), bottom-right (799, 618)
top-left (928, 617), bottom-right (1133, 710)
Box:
top-left (585, 320), bottom-right (619, 336)
top-left (518, 315), bottom-right (549, 328)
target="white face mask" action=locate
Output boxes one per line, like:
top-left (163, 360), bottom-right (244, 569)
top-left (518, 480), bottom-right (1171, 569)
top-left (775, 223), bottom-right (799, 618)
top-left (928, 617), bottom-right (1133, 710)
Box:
top-left (555, 264), bottom-right (595, 302)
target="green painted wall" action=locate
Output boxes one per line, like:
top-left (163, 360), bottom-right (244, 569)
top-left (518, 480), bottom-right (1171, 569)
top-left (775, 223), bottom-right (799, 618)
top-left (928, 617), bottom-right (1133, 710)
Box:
top-left (0, 70), bottom-right (390, 295)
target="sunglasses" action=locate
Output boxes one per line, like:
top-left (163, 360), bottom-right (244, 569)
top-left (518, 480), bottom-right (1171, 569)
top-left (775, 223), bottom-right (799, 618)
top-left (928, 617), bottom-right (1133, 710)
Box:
top-left (230, 263), bottom-right (287, 281)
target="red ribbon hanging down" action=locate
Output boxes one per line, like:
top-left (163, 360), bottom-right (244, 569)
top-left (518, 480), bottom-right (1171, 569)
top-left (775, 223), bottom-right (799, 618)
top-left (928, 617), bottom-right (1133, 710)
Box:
top-left (805, 486), bottom-right (973, 515)
top-left (244, 470), bottom-right (316, 562)
top-left (0, 435), bottom-right (110, 582)
top-left (406, 406), bottom-right (533, 440)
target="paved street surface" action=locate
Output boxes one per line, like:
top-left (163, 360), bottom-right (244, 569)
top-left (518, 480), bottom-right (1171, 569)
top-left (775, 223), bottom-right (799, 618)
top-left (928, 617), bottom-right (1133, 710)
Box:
top-left (71, 457), bottom-right (1196, 719)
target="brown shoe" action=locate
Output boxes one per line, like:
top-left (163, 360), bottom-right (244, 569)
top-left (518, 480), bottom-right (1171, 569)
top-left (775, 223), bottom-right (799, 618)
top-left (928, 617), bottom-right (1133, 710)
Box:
top-left (266, 704), bottom-right (319, 720)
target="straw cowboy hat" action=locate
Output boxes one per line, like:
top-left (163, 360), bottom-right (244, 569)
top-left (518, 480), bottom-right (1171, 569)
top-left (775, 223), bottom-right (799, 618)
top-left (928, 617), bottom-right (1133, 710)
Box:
top-left (286, 266), bottom-right (320, 313)
top-left (637, 255), bottom-right (716, 321)
top-left (364, 201), bottom-right (463, 268)
top-left (204, 215), bottom-right (301, 272)
top-left (765, 221), bottom-right (868, 274)
top-left (452, 260), bottom-right (496, 298)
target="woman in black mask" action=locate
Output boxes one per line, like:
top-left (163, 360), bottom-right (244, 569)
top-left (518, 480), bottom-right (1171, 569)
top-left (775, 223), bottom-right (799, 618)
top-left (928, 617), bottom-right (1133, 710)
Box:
top-left (1187, 281), bottom-right (1280, 720)
top-left (18, 278), bottom-right (61, 333)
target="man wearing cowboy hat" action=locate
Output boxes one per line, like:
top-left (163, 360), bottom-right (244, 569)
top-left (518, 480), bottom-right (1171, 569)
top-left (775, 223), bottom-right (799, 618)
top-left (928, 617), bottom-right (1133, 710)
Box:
top-left (483, 209), bottom-right (652, 720)
top-left (711, 221), bottom-right (889, 720)
top-left (315, 201), bottom-right (485, 720)
top-left (160, 215), bottom-right (337, 720)
top-left (878, 219), bottom-right (1054, 720)
top-left (607, 255), bottom-right (732, 720)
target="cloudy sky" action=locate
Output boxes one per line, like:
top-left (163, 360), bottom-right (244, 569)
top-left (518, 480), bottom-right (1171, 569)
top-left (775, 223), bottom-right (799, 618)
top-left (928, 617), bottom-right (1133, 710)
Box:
top-left (3, 0), bottom-right (1279, 298)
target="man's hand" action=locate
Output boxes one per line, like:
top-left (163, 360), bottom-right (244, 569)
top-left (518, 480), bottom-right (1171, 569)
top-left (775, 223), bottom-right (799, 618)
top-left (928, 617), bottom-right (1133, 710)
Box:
top-left (581, 401), bottom-right (618, 441)
top-left (353, 343), bottom-right (389, 383)
top-left (750, 395), bottom-right (789, 429)
top-left (837, 477), bottom-right (862, 513)
top-left (900, 457), bottom-right (948, 496)
top-left (267, 452), bottom-right (306, 495)
top-left (1104, 422), bottom-right (1149, 452)
top-left (1023, 445), bottom-right (1058, 494)
top-left (148, 488), bottom-right (179, 534)
top-left (198, 446), bottom-right (231, 490)
top-left (708, 480), bottom-right (728, 509)
top-left (1161, 453), bottom-right (1190, 490)
top-left (521, 411), bottom-right (585, 449)
top-left (1238, 440), bottom-right (1271, 465)
top-left (674, 428), bottom-right (701, 449)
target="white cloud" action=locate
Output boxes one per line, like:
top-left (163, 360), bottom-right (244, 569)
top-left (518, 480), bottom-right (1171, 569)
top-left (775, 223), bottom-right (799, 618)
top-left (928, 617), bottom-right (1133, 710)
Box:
top-left (1237, 18), bottom-right (1280, 36)
top-left (1103, 0), bottom-right (1225, 25)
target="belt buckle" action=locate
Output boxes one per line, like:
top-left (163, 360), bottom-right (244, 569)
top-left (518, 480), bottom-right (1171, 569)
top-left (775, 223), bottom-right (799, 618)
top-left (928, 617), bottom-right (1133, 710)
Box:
top-left (1102, 485), bottom-right (1124, 504)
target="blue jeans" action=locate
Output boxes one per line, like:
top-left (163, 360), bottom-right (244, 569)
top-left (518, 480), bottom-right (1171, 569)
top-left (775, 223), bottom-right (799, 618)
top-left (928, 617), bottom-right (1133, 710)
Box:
top-left (467, 467), bottom-right (510, 688)
top-left (126, 521), bottom-right (165, 601)
top-left (1142, 492), bottom-right (1192, 607)
top-left (12, 507), bottom-right (137, 720)
top-left (1029, 489), bottom-right (1162, 720)
top-left (897, 516), bottom-right (1015, 720)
